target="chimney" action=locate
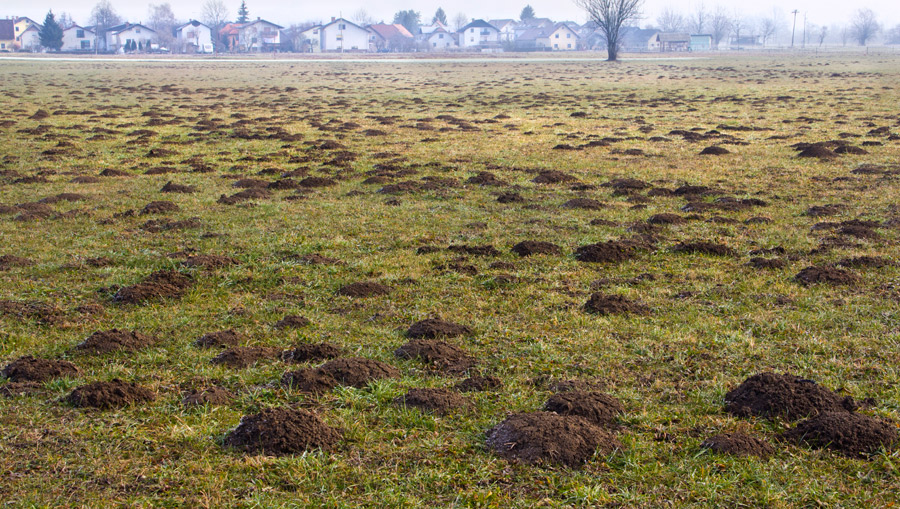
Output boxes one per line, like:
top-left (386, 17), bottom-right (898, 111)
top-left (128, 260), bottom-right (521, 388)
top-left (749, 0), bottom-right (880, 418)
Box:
top-left (332, 17), bottom-right (336, 23)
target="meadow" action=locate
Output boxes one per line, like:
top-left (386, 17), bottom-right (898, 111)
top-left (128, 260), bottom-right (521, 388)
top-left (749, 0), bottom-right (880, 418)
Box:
top-left (1, 53), bottom-right (899, 507)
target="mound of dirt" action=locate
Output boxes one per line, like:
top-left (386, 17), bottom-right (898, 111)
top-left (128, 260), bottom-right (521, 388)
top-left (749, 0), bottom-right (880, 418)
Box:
top-left (140, 201), bottom-right (180, 215)
top-left (195, 329), bottom-right (242, 348)
top-left (647, 213), bottom-right (685, 225)
top-left (532, 171), bottom-right (577, 184)
top-left (282, 343), bottom-right (343, 363)
top-left (797, 146), bottom-right (837, 159)
top-left (795, 266), bottom-right (859, 286)
top-left (834, 145), bottom-right (868, 155)
top-left (223, 407), bottom-right (341, 456)
top-left (701, 433), bottom-right (774, 457)
top-left (113, 270), bottom-right (192, 304)
top-left (782, 412), bottom-right (897, 457)
top-left (836, 256), bottom-right (894, 268)
top-left (511, 241), bottom-right (562, 257)
top-left (160, 181), bottom-right (196, 193)
top-left (448, 244), bottom-right (500, 257)
top-left (296, 253), bottom-right (343, 265)
top-left (65, 379), bottom-right (155, 409)
top-left (497, 192), bottom-right (525, 203)
top-left (281, 368), bottom-right (339, 394)
top-left (395, 339), bottom-right (476, 374)
top-left (182, 386), bottom-right (234, 407)
top-left (584, 293), bottom-right (649, 316)
top-left (336, 282), bottom-right (392, 297)
top-left (397, 388), bottom-right (471, 414)
top-left (74, 329), bottom-right (158, 354)
top-left (562, 198), bottom-right (604, 210)
top-left (805, 204), bottom-right (844, 217)
top-left (407, 319), bottom-right (472, 339)
top-left (1, 356), bottom-right (78, 382)
top-left (0, 381), bottom-right (43, 398)
top-left (455, 375), bottom-right (503, 392)
top-left (467, 172), bottom-right (507, 186)
top-left (672, 242), bottom-right (736, 257)
top-left (0, 255), bottom-right (33, 270)
top-left (725, 372), bottom-right (857, 421)
top-left (700, 146), bottom-right (730, 155)
top-left (747, 257), bottom-right (786, 269)
top-left (317, 358), bottom-right (400, 388)
top-left (486, 412), bottom-right (622, 467)
top-left (575, 238), bottom-right (650, 264)
top-left (298, 177), bottom-right (337, 188)
top-left (211, 347), bottom-right (282, 368)
top-left (543, 391), bottom-right (624, 428)
top-left (0, 299), bottom-right (65, 325)
top-left (218, 189), bottom-right (272, 205)
top-left (274, 315), bottom-right (311, 329)
top-left (182, 255), bottom-right (238, 269)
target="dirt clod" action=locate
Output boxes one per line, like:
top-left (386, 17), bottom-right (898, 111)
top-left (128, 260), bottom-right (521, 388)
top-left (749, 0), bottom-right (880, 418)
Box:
top-left (795, 266), bottom-right (858, 286)
top-left (701, 433), bottom-right (774, 457)
top-left (74, 329), bottom-right (158, 354)
top-left (211, 347), bottom-right (282, 368)
top-left (511, 241), bottom-right (562, 257)
top-left (584, 293), bottom-right (649, 316)
top-left (317, 357), bottom-right (400, 388)
top-left (397, 388), bottom-right (471, 414)
top-left (182, 387), bottom-right (234, 407)
top-left (725, 372), bottom-right (857, 421)
top-left (1, 356), bottom-right (78, 382)
top-left (223, 407), bottom-right (341, 456)
top-left (274, 315), bottom-right (311, 329)
top-left (113, 270), bottom-right (192, 304)
top-left (782, 412), bottom-right (897, 457)
top-left (543, 391), bottom-right (624, 428)
top-left (65, 379), bottom-right (155, 409)
top-left (407, 319), bottom-right (472, 339)
top-left (282, 343), bottom-right (343, 363)
top-left (455, 375), bottom-right (503, 392)
top-left (395, 339), bottom-right (476, 374)
top-left (195, 329), bottom-right (242, 348)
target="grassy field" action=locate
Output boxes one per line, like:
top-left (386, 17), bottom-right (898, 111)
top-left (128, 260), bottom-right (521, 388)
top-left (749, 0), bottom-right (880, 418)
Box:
top-left (1, 53), bottom-right (899, 507)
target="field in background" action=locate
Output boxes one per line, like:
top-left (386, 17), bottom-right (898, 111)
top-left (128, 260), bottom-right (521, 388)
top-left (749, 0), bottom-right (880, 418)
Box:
top-left (1, 54), bottom-right (899, 506)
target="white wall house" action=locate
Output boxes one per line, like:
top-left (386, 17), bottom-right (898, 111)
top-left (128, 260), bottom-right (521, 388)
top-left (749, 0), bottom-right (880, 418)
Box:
top-left (425, 28), bottom-right (456, 51)
top-left (174, 20), bottom-right (213, 53)
top-left (104, 23), bottom-right (157, 52)
top-left (300, 26), bottom-right (322, 53)
top-left (62, 25), bottom-right (95, 51)
top-left (489, 19), bottom-right (517, 43)
top-left (320, 18), bottom-right (368, 52)
top-left (238, 19), bottom-right (282, 52)
top-left (458, 20), bottom-right (500, 49)
top-left (17, 25), bottom-right (41, 51)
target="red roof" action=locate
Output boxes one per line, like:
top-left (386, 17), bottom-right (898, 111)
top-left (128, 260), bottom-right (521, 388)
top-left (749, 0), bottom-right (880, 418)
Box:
top-left (368, 24), bottom-right (413, 41)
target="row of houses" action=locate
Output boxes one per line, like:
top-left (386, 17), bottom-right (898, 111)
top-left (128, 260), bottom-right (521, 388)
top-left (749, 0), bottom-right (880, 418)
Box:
top-left (1, 15), bottom-right (716, 54)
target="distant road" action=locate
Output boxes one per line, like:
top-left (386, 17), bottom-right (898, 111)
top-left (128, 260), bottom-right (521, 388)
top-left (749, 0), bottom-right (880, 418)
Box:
top-left (0, 55), bottom-right (708, 64)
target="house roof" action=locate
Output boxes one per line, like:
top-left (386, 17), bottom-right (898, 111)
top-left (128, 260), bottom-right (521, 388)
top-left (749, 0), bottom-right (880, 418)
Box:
top-left (0, 20), bottom-right (15, 40)
top-left (621, 27), bottom-right (659, 44)
top-left (107, 23), bottom-right (156, 35)
top-left (518, 23), bottom-right (579, 41)
top-left (368, 23), bottom-right (414, 41)
top-left (460, 20), bottom-right (497, 32)
top-left (175, 20), bottom-right (210, 31)
top-left (242, 19), bottom-right (284, 30)
top-left (322, 18), bottom-right (365, 32)
top-left (489, 19), bottom-right (516, 30)
top-left (658, 32), bottom-right (690, 43)
top-left (64, 24), bottom-right (94, 33)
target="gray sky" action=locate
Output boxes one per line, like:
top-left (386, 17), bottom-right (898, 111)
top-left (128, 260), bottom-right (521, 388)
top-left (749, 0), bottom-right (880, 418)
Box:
top-left (6, 0), bottom-right (898, 30)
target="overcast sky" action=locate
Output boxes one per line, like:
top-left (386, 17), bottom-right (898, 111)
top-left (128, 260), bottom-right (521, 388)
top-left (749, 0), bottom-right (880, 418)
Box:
top-left (6, 0), bottom-right (898, 30)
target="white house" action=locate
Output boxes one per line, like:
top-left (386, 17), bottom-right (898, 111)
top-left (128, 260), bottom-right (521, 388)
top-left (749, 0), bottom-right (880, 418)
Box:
top-left (104, 23), bottom-right (157, 52)
top-left (237, 19), bottom-right (282, 52)
top-left (425, 27), bottom-right (456, 51)
top-left (300, 25), bottom-right (322, 53)
top-left (488, 19), bottom-right (517, 43)
top-left (320, 18), bottom-right (368, 52)
top-left (174, 20), bottom-right (213, 53)
top-left (518, 23), bottom-right (579, 51)
top-left (62, 25), bottom-right (95, 51)
top-left (458, 20), bottom-right (500, 49)
top-left (17, 25), bottom-right (41, 51)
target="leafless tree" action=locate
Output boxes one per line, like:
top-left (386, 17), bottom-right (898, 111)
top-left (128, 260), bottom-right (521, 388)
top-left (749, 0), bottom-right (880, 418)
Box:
top-left (90, 0), bottom-right (121, 52)
top-left (201, 0), bottom-right (229, 53)
top-left (759, 17), bottom-right (776, 46)
top-left (887, 24), bottom-right (900, 44)
top-left (657, 7), bottom-right (685, 32)
top-left (688, 2), bottom-right (706, 34)
top-left (850, 8), bottom-right (880, 45)
top-left (730, 12), bottom-right (745, 47)
top-left (574, 0), bottom-right (644, 61)
top-left (148, 3), bottom-right (178, 49)
top-left (453, 13), bottom-right (469, 32)
top-left (57, 12), bottom-right (74, 29)
top-left (839, 25), bottom-right (850, 46)
top-left (352, 9), bottom-right (375, 27)
top-left (816, 25), bottom-right (828, 47)
top-left (709, 5), bottom-right (731, 49)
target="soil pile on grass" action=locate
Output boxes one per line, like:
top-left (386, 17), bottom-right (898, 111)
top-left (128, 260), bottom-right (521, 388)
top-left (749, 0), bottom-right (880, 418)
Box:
top-left (0, 382), bottom-right (43, 398)
top-left (511, 241), bottom-right (562, 257)
top-left (274, 315), bottom-right (311, 329)
top-left (183, 255), bottom-right (238, 269)
top-left (782, 412), bottom-right (897, 457)
top-left (532, 171), bottom-right (577, 184)
top-left (0, 255), bottom-right (33, 270)
top-left (797, 146), bottom-right (837, 159)
top-left (282, 343), bottom-right (343, 363)
top-left (211, 347), bottom-right (282, 368)
top-left (836, 256), bottom-right (894, 268)
top-left (74, 329), bottom-right (158, 354)
top-left (298, 177), bottom-right (337, 188)
top-left (497, 192), bottom-right (525, 203)
top-left (296, 253), bottom-right (342, 265)
top-left (182, 387), bottom-right (234, 407)
top-left (700, 146), bottom-right (730, 155)
top-left (486, 412), bottom-right (622, 467)
top-left (65, 379), bottom-right (155, 409)
top-left (0, 300), bottom-right (65, 325)
top-left (467, 172), bottom-right (507, 186)
top-left (448, 244), bottom-right (500, 257)
top-left (407, 319), bottom-right (472, 339)
top-left (795, 266), bottom-right (859, 286)
top-left (113, 270), bottom-right (192, 304)
top-left (575, 239), bottom-right (648, 264)
top-left (160, 181), bottom-right (196, 193)
top-left (701, 433), bottom-right (774, 457)
top-left (543, 391), bottom-right (624, 428)
top-left (337, 282), bottom-right (392, 297)
top-left (218, 188), bottom-right (272, 204)
top-left (584, 293), bottom-right (649, 316)
top-left (195, 329), bottom-right (242, 348)
top-left (725, 372), bottom-right (857, 420)
top-left (281, 368), bottom-right (339, 394)
top-left (805, 204), bottom-right (844, 217)
top-left (672, 242), bottom-right (736, 257)
top-left (647, 213), bottom-right (685, 225)
top-left (223, 407), bottom-right (341, 456)
top-left (747, 257), bottom-right (786, 269)
top-left (395, 339), bottom-right (476, 374)
top-left (140, 201), bottom-right (180, 215)
top-left (455, 375), bottom-right (503, 392)
top-left (397, 388), bottom-right (471, 414)
top-left (317, 358), bottom-right (400, 388)
top-left (1, 356), bottom-right (78, 382)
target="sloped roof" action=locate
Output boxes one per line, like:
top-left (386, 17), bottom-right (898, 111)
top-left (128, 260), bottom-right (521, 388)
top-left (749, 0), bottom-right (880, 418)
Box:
top-left (175, 20), bottom-right (210, 31)
top-left (322, 18), bottom-right (365, 32)
top-left (489, 19), bottom-right (516, 29)
top-left (107, 23), bottom-right (156, 35)
top-left (64, 24), bottom-right (94, 34)
top-left (243, 19), bottom-right (283, 30)
top-left (621, 27), bottom-right (659, 44)
top-left (368, 23), bottom-right (414, 41)
top-left (518, 23), bottom-right (579, 42)
top-left (658, 32), bottom-right (690, 43)
top-left (460, 20), bottom-right (497, 32)
top-left (1, 20), bottom-right (17, 39)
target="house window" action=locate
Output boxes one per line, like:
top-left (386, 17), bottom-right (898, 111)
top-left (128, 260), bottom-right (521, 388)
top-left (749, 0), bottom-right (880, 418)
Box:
top-left (77, 29), bottom-right (85, 38)
top-left (81, 40), bottom-right (90, 49)
top-left (567, 43), bottom-right (571, 48)
top-left (554, 44), bottom-right (558, 48)
top-left (438, 34), bottom-right (443, 39)
top-left (470, 29), bottom-right (474, 33)
top-left (567, 33), bottom-right (571, 38)
top-left (555, 34), bottom-right (559, 38)
top-left (1, 43), bottom-right (5, 49)
top-left (339, 24), bottom-right (346, 30)
top-left (136, 29), bottom-right (141, 34)
top-left (433, 42), bottom-right (436, 47)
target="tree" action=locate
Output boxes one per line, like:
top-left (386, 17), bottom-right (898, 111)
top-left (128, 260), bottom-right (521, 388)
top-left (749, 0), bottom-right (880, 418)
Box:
top-left (352, 9), bottom-right (374, 27)
top-left (393, 10), bottom-right (421, 36)
top-left (237, 1), bottom-right (249, 23)
top-left (657, 7), bottom-right (684, 32)
top-left (453, 13), bottom-right (469, 32)
top-left (91, 0), bottom-right (122, 52)
top-left (887, 24), bottom-right (900, 44)
top-left (688, 2), bottom-right (706, 34)
top-left (39, 11), bottom-right (64, 51)
top-left (730, 11), bottom-right (745, 47)
top-left (759, 17), bottom-right (776, 46)
top-left (816, 25), bottom-right (828, 47)
top-left (202, 0), bottom-right (229, 53)
top-left (57, 12), bottom-right (74, 30)
top-left (521, 5), bottom-right (536, 21)
top-left (574, 0), bottom-right (644, 61)
top-left (709, 6), bottom-right (731, 48)
top-left (433, 8), bottom-right (448, 26)
top-left (148, 3), bottom-right (177, 49)
top-left (850, 8), bottom-right (880, 45)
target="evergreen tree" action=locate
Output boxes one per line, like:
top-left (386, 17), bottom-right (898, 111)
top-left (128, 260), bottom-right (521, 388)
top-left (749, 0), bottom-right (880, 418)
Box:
top-left (237, 1), bottom-right (250, 23)
top-left (433, 8), bottom-right (447, 26)
top-left (39, 10), bottom-right (64, 51)
top-left (520, 5), bottom-right (536, 21)
top-left (392, 10), bottom-right (421, 35)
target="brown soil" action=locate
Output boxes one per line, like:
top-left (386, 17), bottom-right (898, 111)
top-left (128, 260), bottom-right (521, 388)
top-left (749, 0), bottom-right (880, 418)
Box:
top-left (140, 201), bottom-right (180, 215)
top-left (223, 407), bottom-right (341, 456)
top-left (575, 239), bottom-right (647, 264)
top-left (532, 171), bottom-right (577, 184)
top-left (182, 386), bottom-right (234, 407)
top-left (0, 381), bottom-right (43, 398)
top-left (584, 293), bottom-right (649, 316)
top-left (700, 146), bottom-right (730, 155)
top-left (281, 368), bottom-right (339, 394)
top-left (0, 255), bottom-right (33, 270)
top-left (337, 282), bottom-right (392, 297)
top-left (218, 188), bottom-right (272, 204)
top-left (395, 339), bottom-right (476, 374)
top-left (2, 356), bottom-right (78, 382)
top-left (74, 329), bottom-right (158, 354)
top-left (747, 257), bottom-right (786, 269)
top-left (782, 412), bottom-right (897, 457)
top-left (511, 241), bottom-right (562, 257)
top-left (795, 266), bottom-right (859, 286)
top-left (672, 242), bottom-right (736, 257)
top-left (701, 433), bottom-right (774, 457)
top-left (805, 204), bottom-right (844, 217)
top-left (0, 300), bottom-right (65, 325)
top-left (834, 145), bottom-right (868, 155)
top-left (497, 192), bottom-right (525, 203)
top-left (195, 329), bottom-right (242, 348)
top-left (455, 375), bottom-right (503, 392)
top-left (65, 379), bottom-right (155, 409)
top-left (407, 319), bottom-right (472, 339)
top-left (211, 347), bottom-right (282, 368)
top-left (100, 169), bottom-right (129, 177)
top-left (447, 244), bottom-right (500, 257)
top-left (182, 255), bottom-right (238, 269)
top-left (725, 372), bottom-right (857, 421)
top-left (161, 181), bottom-right (196, 193)
top-left (233, 178), bottom-right (269, 189)
top-left (316, 357), bottom-right (401, 388)
top-left (543, 391), bottom-right (624, 428)
top-left (467, 172), bottom-right (507, 186)
top-left (140, 218), bottom-right (202, 232)
top-left (486, 412), bottom-right (622, 467)
top-left (274, 315), bottom-right (312, 329)
top-left (836, 256), bottom-right (894, 268)
top-left (282, 343), bottom-right (343, 363)
top-left (113, 270), bottom-right (193, 304)
top-left (562, 198), bottom-right (604, 210)
top-left (298, 177), bottom-right (337, 188)
top-left (647, 213), bottom-right (685, 225)
top-left (797, 146), bottom-right (837, 159)
top-left (838, 224), bottom-right (879, 240)
top-left (396, 388), bottom-right (471, 414)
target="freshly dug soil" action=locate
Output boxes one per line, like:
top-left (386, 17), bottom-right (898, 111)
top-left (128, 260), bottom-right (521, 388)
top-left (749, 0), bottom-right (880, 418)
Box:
top-left (296, 253), bottom-right (343, 265)
top-left (65, 379), bottom-right (155, 409)
top-left (672, 241), bottom-right (736, 257)
top-left (182, 386), bottom-right (234, 406)
top-left (281, 368), bottom-right (339, 394)
top-left (336, 282), bottom-right (392, 297)
top-left (113, 270), bottom-right (192, 304)
top-left (274, 315), bottom-right (311, 329)
top-left (0, 255), bottom-right (33, 270)
top-left (282, 343), bottom-right (343, 363)
top-left (804, 204), bottom-right (844, 217)
top-left (223, 407), bottom-right (341, 456)
top-left (395, 339), bottom-right (476, 374)
top-left (782, 411), bottom-right (897, 457)
top-left (298, 177), bottom-right (337, 188)
top-left (317, 357), bottom-right (400, 388)
top-left (195, 329), bottom-right (242, 348)
top-left (543, 391), bottom-right (624, 429)
top-left (747, 257), bottom-right (786, 269)
top-left (455, 375), bottom-right (503, 392)
top-left (407, 319), bottom-right (472, 339)
top-left (701, 433), bottom-right (774, 457)
top-left (74, 329), bottom-right (158, 354)
top-left (486, 412), bottom-right (622, 467)
top-left (0, 381), bottom-right (43, 398)
top-left (140, 200), bottom-right (180, 215)
top-left (182, 255), bottom-right (238, 269)
top-left (397, 388), bottom-right (471, 414)
top-left (797, 146), bottom-right (837, 159)
top-left (795, 266), bottom-right (859, 286)
top-left (574, 240), bottom-right (645, 264)
top-left (447, 244), bottom-right (500, 257)
top-left (1, 356), bottom-right (78, 382)
top-left (647, 213), bottom-right (685, 225)
top-left (532, 171), bottom-right (577, 184)
top-left (725, 372), bottom-right (857, 420)
top-left (160, 181), bottom-right (196, 193)
top-left (467, 171), bottom-right (507, 186)
top-left (211, 347), bottom-right (282, 368)
top-left (584, 293), bottom-right (649, 316)
top-left (511, 241), bottom-right (562, 257)
top-left (836, 256), bottom-right (894, 268)
top-left (497, 192), bottom-right (525, 203)
top-left (700, 146), bottom-right (730, 155)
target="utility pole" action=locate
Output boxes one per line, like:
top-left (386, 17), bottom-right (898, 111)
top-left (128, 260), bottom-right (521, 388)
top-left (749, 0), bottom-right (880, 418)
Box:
top-left (791, 9), bottom-right (799, 48)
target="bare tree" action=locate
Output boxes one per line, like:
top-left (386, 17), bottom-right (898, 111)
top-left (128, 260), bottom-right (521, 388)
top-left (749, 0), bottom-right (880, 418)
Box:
top-left (352, 9), bottom-right (374, 27)
top-left (574, 0), bottom-right (644, 61)
top-left (850, 8), bottom-right (880, 46)
top-left (57, 12), bottom-right (74, 29)
top-left (657, 8), bottom-right (685, 32)
top-left (688, 2), bottom-right (706, 34)
top-left (709, 5), bottom-right (731, 49)
top-left (816, 25), bottom-right (828, 47)
top-left (730, 12), bottom-right (745, 47)
top-left (90, 0), bottom-right (122, 52)
top-left (759, 17), bottom-right (776, 46)
top-left (148, 3), bottom-right (178, 50)
top-left (453, 13), bottom-right (469, 32)
top-left (839, 25), bottom-right (850, 46)
top-left (887, 24), bottom-right (900, 45)
top-left (201, 0), bottom-right (229, 53)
